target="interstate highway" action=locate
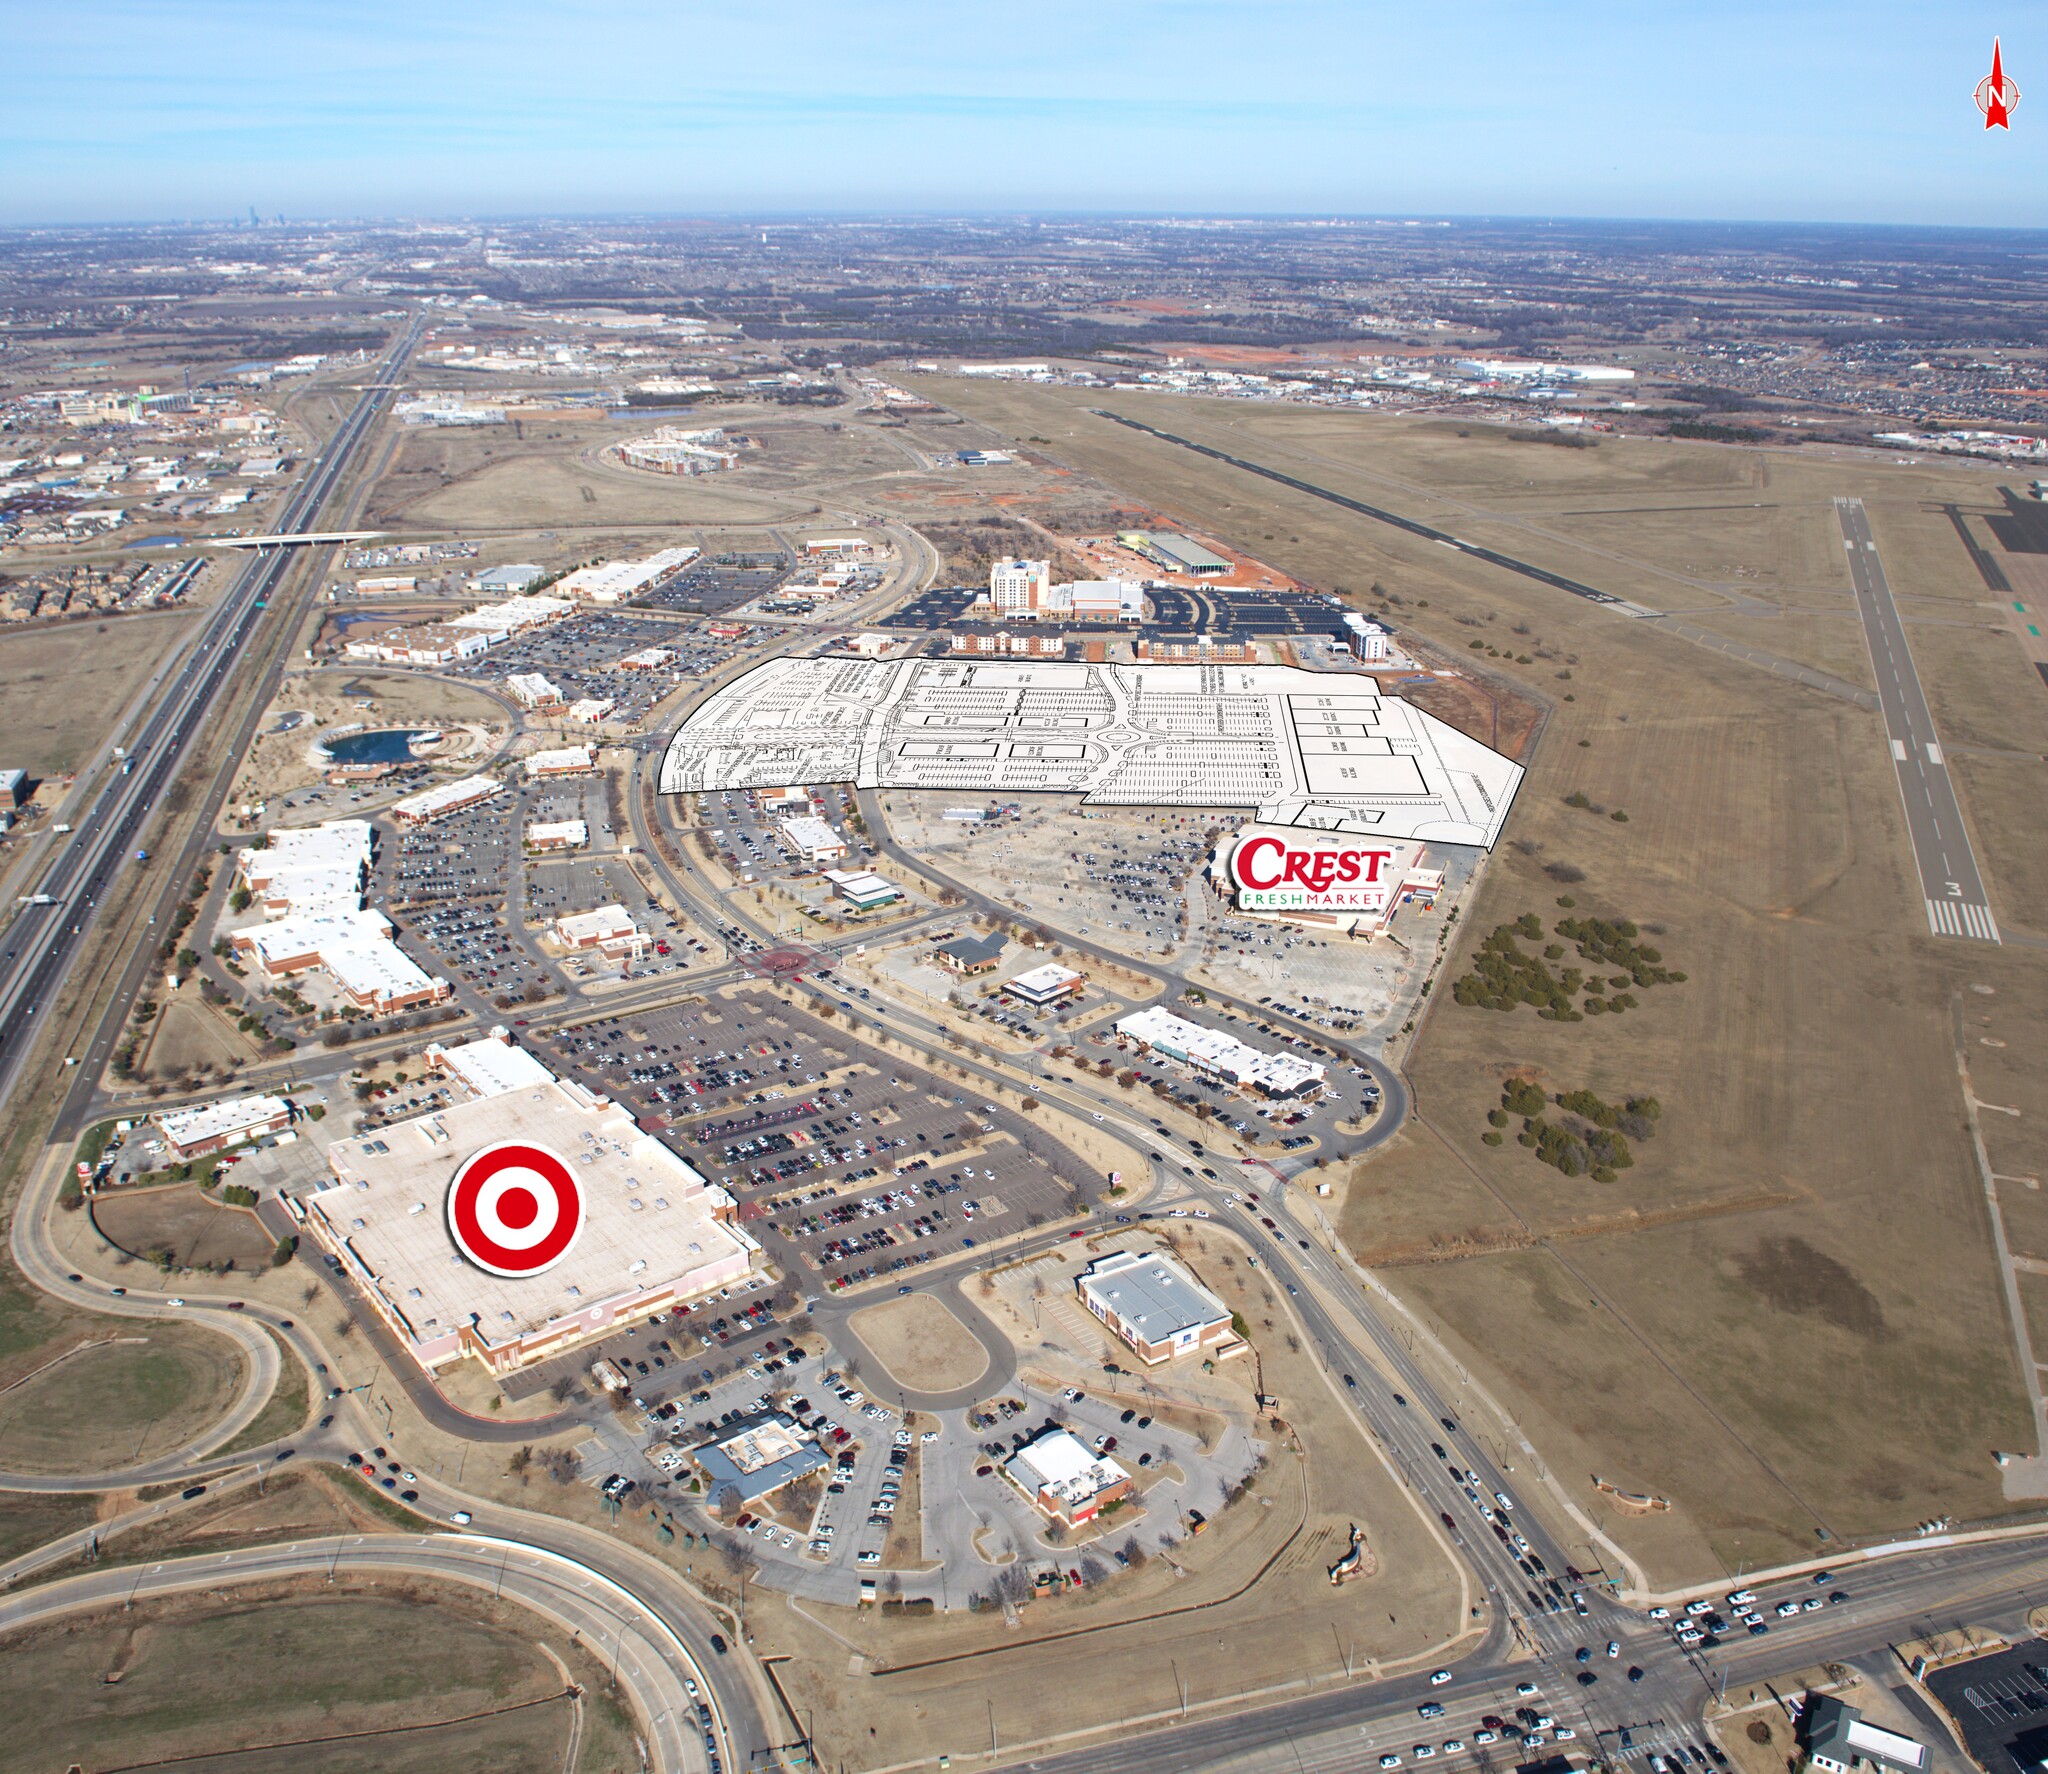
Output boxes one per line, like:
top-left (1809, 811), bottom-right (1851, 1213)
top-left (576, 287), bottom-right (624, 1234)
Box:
top-left (0, 314), bottom-right (422, 1106)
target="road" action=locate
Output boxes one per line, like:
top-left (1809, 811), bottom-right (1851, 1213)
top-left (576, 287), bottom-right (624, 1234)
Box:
top-left (0, 1531), bottom-right (715, 1774)
top-left (1836, 498), bottom-right (2000, 943)
top-left (0, 316), bottom-right (426, 1107)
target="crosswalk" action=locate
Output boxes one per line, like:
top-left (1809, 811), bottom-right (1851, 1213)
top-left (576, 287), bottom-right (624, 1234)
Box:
top-left (1927, 898), bottom-right (2001, 942)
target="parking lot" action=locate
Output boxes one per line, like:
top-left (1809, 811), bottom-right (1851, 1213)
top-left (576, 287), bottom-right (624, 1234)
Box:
top-left (878, 583), bottom-right (1204, 634)
top-left (1927, 1645), bottom-right (2048, 1774)
top-left (636, 555), bottom-right (793, 615)
top-left (694, 782), bottom-right (882, 886)
top-left (373, 797), bottom-right (559, 1003)
top-left (447, 611), bottom-right (694, 725)
top-left (535, 989), bottom-right (1089, 1288)
top-left (579, 1335), bottom-right (1248, 1609)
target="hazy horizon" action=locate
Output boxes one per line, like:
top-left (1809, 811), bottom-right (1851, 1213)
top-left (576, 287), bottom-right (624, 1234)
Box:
top-left (6, 1), bottom-right (2035, 228)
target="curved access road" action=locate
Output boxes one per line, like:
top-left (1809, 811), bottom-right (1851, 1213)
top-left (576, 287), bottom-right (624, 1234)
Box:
top-left (0, 1146), bottom-right (296, 1492)
top-left (0, 1531), bottom-right (720, 1774)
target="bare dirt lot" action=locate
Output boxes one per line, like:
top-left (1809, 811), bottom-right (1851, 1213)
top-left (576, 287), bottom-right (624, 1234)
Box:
top-left (0, 1579), bottom-right (635, 1774)
top-left (927, 379), bottom-right (2044, 1580)
top-left (0, 1321), bottom-right (246, 1474)
top-left (92, 1182), bottom-right (276, 1272)
top-left (0, 610), bottom-right (197, 777)
top-left (848, 1292), bottom-right (990, 1391)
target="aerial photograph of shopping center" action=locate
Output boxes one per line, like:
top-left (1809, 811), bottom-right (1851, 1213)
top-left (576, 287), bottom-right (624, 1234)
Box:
top-left (0, 6), bottom-right (2045, 1773)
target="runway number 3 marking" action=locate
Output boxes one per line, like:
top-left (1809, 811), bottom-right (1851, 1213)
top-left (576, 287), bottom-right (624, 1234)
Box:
top-left (447, 1142), bottom-right (585, 1277)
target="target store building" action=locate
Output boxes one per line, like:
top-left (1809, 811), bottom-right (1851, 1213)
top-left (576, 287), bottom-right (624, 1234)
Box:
top-left (301, 1073), bottom-right (759, 1377)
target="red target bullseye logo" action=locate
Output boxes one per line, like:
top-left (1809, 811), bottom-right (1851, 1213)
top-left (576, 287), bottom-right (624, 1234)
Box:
top-left (446, 1142), bottom-right (584, 1278)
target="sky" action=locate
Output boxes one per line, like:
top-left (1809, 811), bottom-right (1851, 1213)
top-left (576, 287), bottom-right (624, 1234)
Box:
top-left (4, 1), bottom-right (2043, 227)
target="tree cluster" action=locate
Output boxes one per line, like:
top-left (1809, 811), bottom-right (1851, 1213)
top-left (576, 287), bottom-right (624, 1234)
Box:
top-left (1452, 909), bottom-right (1686, 1019)
top-left (1488, 1078), bottom-right (1662, 1183)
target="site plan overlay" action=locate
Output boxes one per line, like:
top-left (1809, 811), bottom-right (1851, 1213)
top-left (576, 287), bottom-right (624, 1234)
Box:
top-left (658, 658), bottom-right (1523, 847)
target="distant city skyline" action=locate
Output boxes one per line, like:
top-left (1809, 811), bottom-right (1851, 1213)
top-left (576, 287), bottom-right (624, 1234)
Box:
top-left (4, 1), bottom-right (2036, 227)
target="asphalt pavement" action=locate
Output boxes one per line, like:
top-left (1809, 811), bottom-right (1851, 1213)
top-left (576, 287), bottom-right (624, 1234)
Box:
top-left (1836, 497), bottom-right (2000, 943)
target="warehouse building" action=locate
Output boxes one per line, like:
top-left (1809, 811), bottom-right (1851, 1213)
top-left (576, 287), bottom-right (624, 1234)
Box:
top-left (155, 1093), bottom-right (292, 1162)
top-left (1120, 531), bottom-right (1233, 575)
top-left (300, 1074), bottom-right (759, 1376)
top-left (1077, 1248), bottom-right (1240, 1364)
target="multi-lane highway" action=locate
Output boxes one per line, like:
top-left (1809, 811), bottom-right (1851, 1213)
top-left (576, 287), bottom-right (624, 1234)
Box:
top-left (0, 316), bottom-right (424, 1105)
top-left (0, 1532), bottom-right (717, 1774)
top-left (1836, 497), bottom-right (2000, 943)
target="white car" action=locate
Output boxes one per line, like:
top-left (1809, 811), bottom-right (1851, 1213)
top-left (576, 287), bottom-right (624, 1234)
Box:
top-left (1555, 1727), bottom-right (1577, 1741)
top-left (921, 1430), bottom-right (938, 1443)
top-left (449, 1510), bottom-right (473, 1525)
top-left (1649, 1606), bottom-right (1670, 1620)
top-left (1429, 1669), bottom-right (1452, 1685)
top-left (1515, 1683), bottom-right (1539, 1698)
top-left (1414, 1748), bottom-right (1436, 1761)
top-left (1379, 1758), bottom-right (1402, 1769)
top-left (1494, 1492), bottom-right (1513, 1510)
top-left (857, 1550), bottom-right (880, 1566)
top-left (1776, 1601), bottom-right (1801, 1617)
top-left (166, 1297), bottom-right (186, 1307)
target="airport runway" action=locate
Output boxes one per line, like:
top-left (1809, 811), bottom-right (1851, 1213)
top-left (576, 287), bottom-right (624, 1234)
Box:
top-left (1835, 498), bottom-right (2000, 943)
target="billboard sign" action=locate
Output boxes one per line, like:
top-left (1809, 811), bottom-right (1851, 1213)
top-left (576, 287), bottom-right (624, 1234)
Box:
top-left (1224, 831), bottom-right (1397, 912)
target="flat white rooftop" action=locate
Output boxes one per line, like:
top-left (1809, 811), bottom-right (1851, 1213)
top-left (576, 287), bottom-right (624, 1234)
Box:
top-left (392, 775), bottom-right (502, 824)
top-left (427, 1032), bottom-right (555, 1101)
top-left (1005, 962), bottom-right (1083, 999)
top-left (1005, 1428), bottom-right (1128, 1509)
top-left (157, 1094), bottom-right (289, 1148)
top-left (660, 659), bottom-right (1522, 847)
top-left (308, 1079), bottom-right (758, 1360)
top-left (453, 594), bottom-right (571, 632)
top-left (526, 746), bottom-right (593, 776)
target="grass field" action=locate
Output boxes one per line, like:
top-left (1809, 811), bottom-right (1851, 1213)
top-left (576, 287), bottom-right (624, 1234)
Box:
top-left (0, 1491), bottom-right (98, 1567)
top-left (367, 421), bottom-right (812, 529)
top-left (215, 1331), bottom-right (310, 1455)
top-left (926, 379), bottom-right (2044, 1581)
top-left (0, 611), bottom-right (196, 778)
top-left (0, 1583), bottom-right (635, 1774)
top-left (0, 1321), bottom-right (245, 1474)
top-left (92, 1182), bottom-right (277, 1271)
top-left (848, 1293), bottom-right (989, 1391)
top-left (134, 997), bottom-right (264, 1082)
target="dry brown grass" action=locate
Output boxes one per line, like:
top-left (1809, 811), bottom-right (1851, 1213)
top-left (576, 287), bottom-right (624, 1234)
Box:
top-left (0, 611), bottom-right (197, 777)
top-left (924, 380), bottom-right (2043, 1582)
top-left (92, 1182), bottom-right (277, 1271)
top-left (847, 1293), bottom-right (990, 1392)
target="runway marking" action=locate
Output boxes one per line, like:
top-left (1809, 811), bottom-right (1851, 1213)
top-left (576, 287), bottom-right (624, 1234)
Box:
top-left (1892, 739), bottom-right (1907, 761)
top-left (1927, 742), bottom-right (1944, 765)
top-left (1927, 899), bottom-right (2001, 942)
